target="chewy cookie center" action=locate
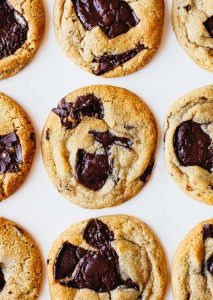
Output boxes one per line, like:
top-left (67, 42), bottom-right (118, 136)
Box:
top-left (73, 0), bottom-right (139, 39)
top-left (174, 120), bottom-right (213, 173)
top-left (0, 0), bottom-right (28, 59)
top-left (54, 219), bottom-right (139, 292)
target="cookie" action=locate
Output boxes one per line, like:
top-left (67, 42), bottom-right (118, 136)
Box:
top-left (0, 93), bottom-right (36, 201)
top-left (0, 217), bottom-right (42, 299)
top-left (172, 219), bottom-right (213, 299)
top-left (41, 85), bottom-right (157, 209)
top-left (172, 0), bottom-right (213, 72)
top-left (164, 85), bottom-right (213, 205)
top-left (54, 0), bottom-right (164, 77)
top-left (0, 0), bottom-right (45, 80)
top-left (48, 215), bottom-right (168, 300)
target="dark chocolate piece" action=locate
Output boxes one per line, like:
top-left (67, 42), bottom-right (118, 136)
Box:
top-left (207, 255), bottom-right (213, 275)
top-left (90, 130), bottom-right (133, 150)
top-left (204, 16), bottom-right (213, 38)
top-left (73, 0), bottom-right (139, 39)
top-left (93, 43), bottom-right (146, 75)
top-left (54, 219), bottom-right (139, 292)
top-left (75, 149), bottom-right (111, 191)
top-left (52, 94), bottom-right (104, 129)
top-left (203, 224), bottom-right (213, 240)
top-left (0, 132), bottom-right (23, 173)
top-left (0, 0), bottom-right (28, 59)
top-left (139, 161), bottom-right (154, 183)
top-left (174, 120), bottom-right (213, 173)
top-left (75, 131), bottom-right (133, 190)
top-left (0, 267), bottom-right (5, 292)
top-left (54, 242), bottom-right (87, 280)
top-left (184, 5), bottom-right (191, 12)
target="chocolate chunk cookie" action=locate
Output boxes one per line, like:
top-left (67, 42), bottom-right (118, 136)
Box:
top-left (0, 0), bottom-right (45, 80)
top-left (172, 219), bottom-right (213, 299)
top-left (48, 215), bottom-right (168, 299)
top-left (41, 85), bottom-right (157, 208)
top-left (0, 217), bottom-right (42, 299)
top-left (164, 85), bottom-right (213, 205)
top-left (54, 0), bottom-right (164, 77)
top-left (172, 0), bottom-right (213, 72)
top-left (0, 93), bottom-right (36, 201)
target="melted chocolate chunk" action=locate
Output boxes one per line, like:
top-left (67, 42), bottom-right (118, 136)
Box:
top-left (0, 132), bottom-right (22, 173)
top-left (203, 224), bottom-right (213, 240)
top-left (0, 267), bottom-right (5, 292)
top-left (184, 5), bottom-right (191, 12)
top-left (0, 0), bottom-right (28, 59)
top-left (73, 0), bottom-right (139, 39)
top-left (75, 131), bottom-right (133, 190)
top-left (83, 219), bottom-right (114, 248)
top-left (93, 43), bottom-right (146, 75)
top-left (139, 161), bottom-right (154, 183)
top-left (207, 255), bottom-right (213, 275)
top-left (90, 130), bottom-right (133, 150)
top-left (54, 242), bottom-right (87, 280)
top-left (52, 94), bottom-right (104, 129)
top-left (54, 219), bottom-right (139, 292)
top-left (75, 149), bottom-right (111, 191)
top-left (174, 121), bottom-right (213, 173)
top-left (204, 16), bottom-right (213, 38)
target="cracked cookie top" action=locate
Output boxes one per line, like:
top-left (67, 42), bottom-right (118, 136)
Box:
top-left (0, 0), bottom-right (45, 80)
top-left (0, 93), bottom-right (36, 201)
top-left (164, 85), bottom-right (213, 205)
top-left (48, 215), bottom-right (168, 300)
top-left (172, 219), bottom-right (213, 300)
top-left (53, 0), bottom-right (164, 77)
top-left (41, 85), bottom-right (157, 209)
top-left (172, 0), bottom-right (213, 72)
top-left (0, 217), bottom-right (42, 299)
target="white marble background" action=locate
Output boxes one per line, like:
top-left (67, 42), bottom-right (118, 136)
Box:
top-left (0, 0), bottom-right (212, 299)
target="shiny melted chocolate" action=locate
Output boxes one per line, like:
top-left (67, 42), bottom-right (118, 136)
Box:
top-left (54, 219), bottom-right (139, 292)
top-left (204, 16), bottom-right (213, 38)
top-left (76, 131), bottom-right (133, 190)
top-left (52, 94), bottom-right (104, 129)
top-left (203, 224), bottom-right (213, 276)
top-left (73, 0), bottom-right (139, 39)
top-left (0, 0), bottom-right (28, 59)
top-left (174, 120), bottom-right (213, 172)
top-left (92, 43), bottom-right (146, 75)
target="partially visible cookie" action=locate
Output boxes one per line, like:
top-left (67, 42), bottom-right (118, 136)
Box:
top-left (41, 85), bottom-right (157, 209)
top-left (48, 215), bottom-right (168, 300)
top-left (172, 219), bottom-right (213, 299)
top-left (0, 217), bottom-right (42, 299)
top-left (0, 0), bottom-right (45, 80)
top-left (164, 85), bottom-right (213, 205)
top-left (172, 0), bottom-right (213, 72)
top-left (0, 93), bottom-right (36, 201)
top-left (54, 0), bottom-right (164, 77)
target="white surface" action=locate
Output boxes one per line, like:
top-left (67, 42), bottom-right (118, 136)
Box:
top-left (0, 0), bottom-right (212, 299)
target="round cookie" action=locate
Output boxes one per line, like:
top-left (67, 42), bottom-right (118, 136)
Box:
top-left (54, 0), bottom-right (164, 77)
top-left (172, 219), bottom-right (213, 300)
top-left (0, 93), bottom-right (36, 201)
top-left (0, 0), bottom-right (45, 80)
top-left (47, 215), bottom-right (168, 300)
top-left (164, 85), bottom-right (213, 205)
top-left (0, 217), bottom-right (42, 299)
top-left (41, 85), bottom-right (157, 208)
top-left (172, 0), bottom-right (213, 72)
